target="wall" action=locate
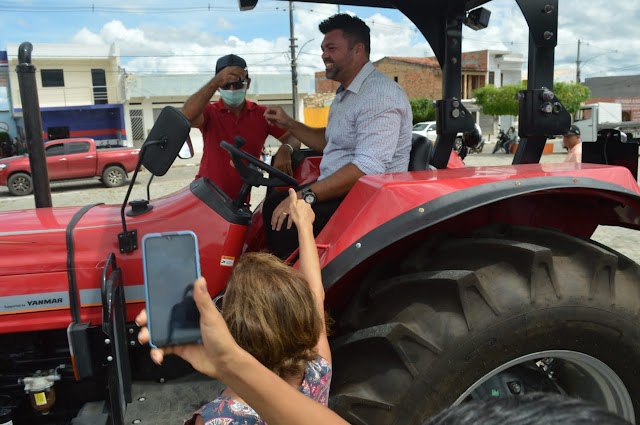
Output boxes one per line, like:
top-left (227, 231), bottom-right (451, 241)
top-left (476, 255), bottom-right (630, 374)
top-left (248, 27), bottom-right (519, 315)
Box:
top-left (586, 75), bottom-right (640, 98)
top-left (9, 58), bottom-right (121, 110)
top-left (304, 107), bottom-right (330, 128)
top-left (584, 97), bottom-right (640, 122)
top-left (315, 71), bottom-right (340, 94)
top-left (374, 58), bottom-right (442, 100)
top-left (40, 105), bottom-right (125, 143)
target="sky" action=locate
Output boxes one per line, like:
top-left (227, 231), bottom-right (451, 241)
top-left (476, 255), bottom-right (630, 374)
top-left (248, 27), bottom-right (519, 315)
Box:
top-left (1, 0), bottom-right (640, 109)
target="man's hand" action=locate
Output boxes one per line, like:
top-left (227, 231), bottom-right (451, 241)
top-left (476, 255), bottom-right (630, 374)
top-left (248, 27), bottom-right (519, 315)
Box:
top-left (264, 106), bottom-right (295, 130)
top-left (136, 277), bottom-right (240, 379)
top-left (272, 147), bottom-right (293, 176)
top-left (213, 66), bottom-right (247, 89)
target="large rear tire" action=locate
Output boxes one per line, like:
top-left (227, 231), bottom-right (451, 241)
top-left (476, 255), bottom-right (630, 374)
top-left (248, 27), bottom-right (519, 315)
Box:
top-left (330, 225), bottom-right (640, 425)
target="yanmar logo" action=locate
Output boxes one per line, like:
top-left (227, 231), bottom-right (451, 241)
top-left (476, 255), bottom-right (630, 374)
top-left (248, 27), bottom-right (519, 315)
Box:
top-left (27, 298), bottom-right (63, 306)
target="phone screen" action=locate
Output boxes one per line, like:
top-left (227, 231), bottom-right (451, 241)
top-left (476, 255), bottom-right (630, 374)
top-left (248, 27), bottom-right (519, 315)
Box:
top-left (142, 231), bottom-right (201, 347)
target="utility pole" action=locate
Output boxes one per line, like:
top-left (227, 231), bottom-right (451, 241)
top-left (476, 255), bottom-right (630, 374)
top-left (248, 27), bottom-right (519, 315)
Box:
top-left (576, 39), bottom-right (581, 84)
top-left (289, 0), bottom-right (298, 120)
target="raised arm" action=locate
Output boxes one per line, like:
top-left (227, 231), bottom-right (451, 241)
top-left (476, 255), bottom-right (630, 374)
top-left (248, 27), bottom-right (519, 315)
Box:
top-left (265, 106), bottom-right (327, 152)
top-left (182, 66), bottom-right (247, 128)
top-left (136, 279), bottom-right (346, 425)
top-left (285, 188), bottom-right (331, 364)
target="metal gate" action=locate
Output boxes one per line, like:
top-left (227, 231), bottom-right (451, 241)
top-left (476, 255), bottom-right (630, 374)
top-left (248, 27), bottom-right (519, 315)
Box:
top-left (129, 109), bottom-right (144, 148)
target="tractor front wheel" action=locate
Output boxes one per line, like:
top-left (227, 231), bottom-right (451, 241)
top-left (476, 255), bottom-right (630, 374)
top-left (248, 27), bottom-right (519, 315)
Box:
top-left (330, 225), bottom-right (640, 425)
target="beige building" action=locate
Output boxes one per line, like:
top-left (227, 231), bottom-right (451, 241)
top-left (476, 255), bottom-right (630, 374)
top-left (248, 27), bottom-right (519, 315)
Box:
top-left (6, 42), bottom-right (125, 144)
top-left (4, 42), bottom-right (313, 151)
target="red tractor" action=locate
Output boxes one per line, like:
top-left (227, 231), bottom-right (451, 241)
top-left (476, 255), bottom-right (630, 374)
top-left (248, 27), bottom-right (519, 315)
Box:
top-left (2, 1), bottom-right (640, 424)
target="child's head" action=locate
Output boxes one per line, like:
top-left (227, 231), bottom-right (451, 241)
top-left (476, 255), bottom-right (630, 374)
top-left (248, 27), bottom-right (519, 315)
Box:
top-left (222, 252), bottom-right (323, 377)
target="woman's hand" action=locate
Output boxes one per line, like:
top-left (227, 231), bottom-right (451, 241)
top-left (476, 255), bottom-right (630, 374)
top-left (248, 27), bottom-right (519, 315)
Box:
top-left (286, 188), bottom-right (315, 229)
top-left (136, 277), bottom-right (240, 379)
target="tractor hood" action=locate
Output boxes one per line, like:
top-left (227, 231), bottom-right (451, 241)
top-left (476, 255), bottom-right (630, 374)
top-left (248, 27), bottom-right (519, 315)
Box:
top-left (0, 206), bottom-right (91, 277)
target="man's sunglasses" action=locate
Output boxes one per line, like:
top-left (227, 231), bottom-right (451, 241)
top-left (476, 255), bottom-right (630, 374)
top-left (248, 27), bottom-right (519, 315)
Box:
top-left (221, 80), bottom-right (248, 90)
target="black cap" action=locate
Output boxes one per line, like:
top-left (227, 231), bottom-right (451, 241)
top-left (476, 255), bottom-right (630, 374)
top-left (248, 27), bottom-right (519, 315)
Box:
top-left (566, 124), bottom-right (581, 136)
top-left (216, 54), bottom-right (247, 74)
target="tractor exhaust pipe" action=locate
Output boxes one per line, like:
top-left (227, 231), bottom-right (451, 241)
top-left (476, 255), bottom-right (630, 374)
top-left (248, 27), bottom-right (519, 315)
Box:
top-left (15, 42), bottom-right (51, 208)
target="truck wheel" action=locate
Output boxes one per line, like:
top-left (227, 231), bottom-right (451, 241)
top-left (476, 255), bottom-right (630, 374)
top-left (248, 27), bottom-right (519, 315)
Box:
top-left (330, 225), bottom-right (640, 425)
top-left (7, 172), bottom-right (33, 196)
top-left (102, 166), bottom-right (126, 188)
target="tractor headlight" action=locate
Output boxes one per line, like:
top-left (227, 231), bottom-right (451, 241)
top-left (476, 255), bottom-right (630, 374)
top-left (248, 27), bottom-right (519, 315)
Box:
top-left (0, 164), bottom-right (7, 170)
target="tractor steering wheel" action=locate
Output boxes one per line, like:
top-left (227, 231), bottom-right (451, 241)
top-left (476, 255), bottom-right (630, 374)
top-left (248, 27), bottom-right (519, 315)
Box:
top-left (220, 139), bottom-right (298, 188)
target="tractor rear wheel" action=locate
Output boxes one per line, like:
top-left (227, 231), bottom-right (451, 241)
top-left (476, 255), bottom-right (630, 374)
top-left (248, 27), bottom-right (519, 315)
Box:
top-left (330, 225), bottom-right (640, 425)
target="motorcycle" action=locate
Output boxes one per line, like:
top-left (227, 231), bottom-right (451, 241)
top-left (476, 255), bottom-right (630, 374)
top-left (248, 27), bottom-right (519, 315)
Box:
top-left (455, 124), bottom-right (485, 160)
top-left (492, 128), bottom-right (511, 154)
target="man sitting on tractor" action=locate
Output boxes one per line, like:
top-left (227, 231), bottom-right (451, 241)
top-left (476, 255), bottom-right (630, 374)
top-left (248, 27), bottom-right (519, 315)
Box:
top-left (263, 13), bottom-right (413, 259)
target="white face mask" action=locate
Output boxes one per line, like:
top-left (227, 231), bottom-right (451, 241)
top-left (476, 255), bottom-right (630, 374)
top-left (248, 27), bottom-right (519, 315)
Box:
top-left (219, 88), bottom-right (247, 107)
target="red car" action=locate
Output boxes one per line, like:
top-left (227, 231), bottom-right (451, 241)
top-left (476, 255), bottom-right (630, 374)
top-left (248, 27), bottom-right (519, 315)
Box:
top-left (0, 137), bottom-right (140, 195)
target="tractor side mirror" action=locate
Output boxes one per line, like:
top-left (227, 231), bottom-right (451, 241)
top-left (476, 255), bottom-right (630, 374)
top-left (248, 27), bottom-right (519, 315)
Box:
top-left (178, 136), bottom-right (195, 159)
top-left (141, 106), bottom-right (191, 177)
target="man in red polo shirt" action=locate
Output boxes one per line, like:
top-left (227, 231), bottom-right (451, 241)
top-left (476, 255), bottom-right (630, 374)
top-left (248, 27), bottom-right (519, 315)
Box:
top-left (182, 54), bottom-right (297, 199)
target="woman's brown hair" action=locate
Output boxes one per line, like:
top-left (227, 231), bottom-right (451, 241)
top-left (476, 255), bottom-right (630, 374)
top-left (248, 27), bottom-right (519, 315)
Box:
top-left (222, 252), bottom-right (323, 378)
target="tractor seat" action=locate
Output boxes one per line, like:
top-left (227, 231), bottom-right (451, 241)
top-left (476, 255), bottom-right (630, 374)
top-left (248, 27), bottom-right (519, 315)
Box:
top-left (408, 133), bottom-right (434, 171)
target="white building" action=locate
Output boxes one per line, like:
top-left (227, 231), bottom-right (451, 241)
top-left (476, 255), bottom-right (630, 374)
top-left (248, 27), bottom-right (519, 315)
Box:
top-left (4, 42), bottom-right (314, 151)
top-left (124, 72), bottom-right (314, 152)
top-left (6, 42), bottom-right (125, 144)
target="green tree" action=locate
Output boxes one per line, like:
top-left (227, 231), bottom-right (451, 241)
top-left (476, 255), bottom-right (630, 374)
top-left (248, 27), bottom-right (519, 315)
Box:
top-left (553, 82), bottom-right (591, 115)
top-left (474, 82), bottom-right (591, 117)
top-left (410, 98), bottom-right (436, 124)
top-left (473, 84), bottom-right (522, 117)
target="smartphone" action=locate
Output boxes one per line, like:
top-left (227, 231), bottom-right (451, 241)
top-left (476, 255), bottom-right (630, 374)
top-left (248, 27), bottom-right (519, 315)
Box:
top-left (142, 231), bottom-right (202, 348)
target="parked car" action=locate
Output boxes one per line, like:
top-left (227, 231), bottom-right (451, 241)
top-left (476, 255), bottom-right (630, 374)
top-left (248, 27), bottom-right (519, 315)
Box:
top-left (0, 137), bottom-right (140, 195)
top-left (412, 121), bottom-right (438, 141)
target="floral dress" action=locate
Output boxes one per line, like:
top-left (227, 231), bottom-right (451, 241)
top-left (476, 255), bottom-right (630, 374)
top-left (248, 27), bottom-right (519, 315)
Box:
top-left (186, 356), bottom-right (332, 425)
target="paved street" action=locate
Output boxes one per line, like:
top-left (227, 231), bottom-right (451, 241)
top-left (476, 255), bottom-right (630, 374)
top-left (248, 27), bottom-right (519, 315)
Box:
top-left (1, 149), bottom-right (638, 263)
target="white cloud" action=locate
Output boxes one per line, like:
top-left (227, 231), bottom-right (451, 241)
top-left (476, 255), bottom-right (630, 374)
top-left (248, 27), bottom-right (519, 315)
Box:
top-left (71, 27), bottom-right (107, 45)
top-left (49, 0), bottom-right (640, 83)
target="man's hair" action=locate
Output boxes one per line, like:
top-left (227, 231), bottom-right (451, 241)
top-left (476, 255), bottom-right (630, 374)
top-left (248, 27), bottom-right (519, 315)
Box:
top-left (319, 13), bottom-right (371, 56)
top-left (423, 393), bottom-right (631, 425)
top-left (222, 252), bottom-right (322, 378)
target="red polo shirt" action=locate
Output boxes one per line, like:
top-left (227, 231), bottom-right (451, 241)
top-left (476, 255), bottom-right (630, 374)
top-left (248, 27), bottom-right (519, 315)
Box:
top-left (196, 99), bottom-right (286, 199)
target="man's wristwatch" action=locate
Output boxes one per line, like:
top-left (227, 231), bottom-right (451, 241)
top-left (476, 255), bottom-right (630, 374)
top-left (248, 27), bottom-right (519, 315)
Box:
top-left (301, 187), bottom-right (317, 205)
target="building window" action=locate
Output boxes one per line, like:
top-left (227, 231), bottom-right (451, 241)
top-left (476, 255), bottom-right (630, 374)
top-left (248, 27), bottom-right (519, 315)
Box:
top-left (488, 71), bottom-right (495, 85)
top-left (394, 76), bottom-right (399, 82)
top-left (92, 69), bottom-right (108, 104)
top-left (41, 69), bottom-right (65, 87)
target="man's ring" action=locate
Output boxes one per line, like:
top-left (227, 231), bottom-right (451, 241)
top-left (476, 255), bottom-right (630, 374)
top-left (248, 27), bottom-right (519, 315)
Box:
top-left (282, 212), bottom-right (288, 215)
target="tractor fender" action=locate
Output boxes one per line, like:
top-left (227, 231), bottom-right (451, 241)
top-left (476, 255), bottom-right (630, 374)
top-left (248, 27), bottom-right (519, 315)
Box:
top-left (321, 174), bottom-right (640, 292)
